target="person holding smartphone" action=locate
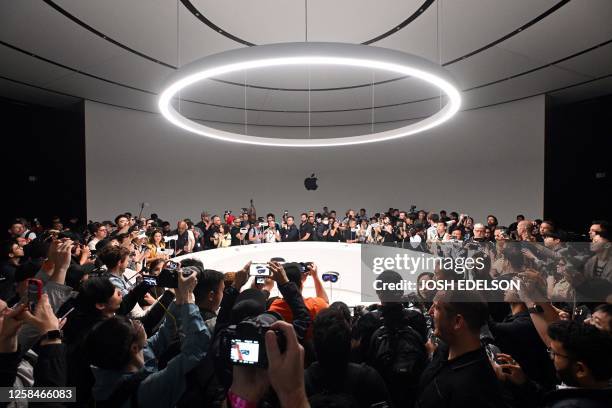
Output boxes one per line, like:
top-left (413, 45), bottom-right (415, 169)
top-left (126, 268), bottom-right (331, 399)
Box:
top-left (280, 216), bottom-right (299, 242)
top-left (248, 223), bottom-right (263, 244)
top-left (86, 271), bottom-right (211, 407)
top-left (213, 224), bottom-right (232, 248)
top-left (263, 220), bottom-right (281, 243)
top-left (326, 219), bottom-right (343, 242)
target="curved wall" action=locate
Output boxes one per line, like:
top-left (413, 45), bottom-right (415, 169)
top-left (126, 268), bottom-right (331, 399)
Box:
top-left (85, 95), bottom-right (544, 225)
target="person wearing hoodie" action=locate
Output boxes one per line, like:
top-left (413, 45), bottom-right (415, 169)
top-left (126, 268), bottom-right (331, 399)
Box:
top-left (85, 269), bottom-right (210, 407)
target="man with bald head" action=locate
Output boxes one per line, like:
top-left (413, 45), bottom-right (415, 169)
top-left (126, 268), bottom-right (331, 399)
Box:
top-left (173, 220), bottom-right (194, 255)
top-left (517, 219), bottom-right (536, 242)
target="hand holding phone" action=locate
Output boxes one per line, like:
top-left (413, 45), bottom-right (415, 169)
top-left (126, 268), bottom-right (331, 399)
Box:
top-left (26, 279), bottom-right (43, 313)
top-left (250, 263), bottom-right (271, 284)
top-left (23, 293), bottom-right (60, 334)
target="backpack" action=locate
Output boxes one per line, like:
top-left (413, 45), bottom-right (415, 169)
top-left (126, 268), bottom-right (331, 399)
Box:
top-left (95, 370), bottom-right (151, 408)
top-left (367, 324), bottom-right (427, 407)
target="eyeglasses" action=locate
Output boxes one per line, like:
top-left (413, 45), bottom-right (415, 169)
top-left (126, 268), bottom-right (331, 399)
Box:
top-left (547, 348), bottom-right (569, 360)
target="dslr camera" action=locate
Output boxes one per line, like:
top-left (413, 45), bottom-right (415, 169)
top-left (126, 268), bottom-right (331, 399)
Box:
top-left (222, 312), bottom-right (286, 367)
top-left (141, 262), bottom-right (195, 288)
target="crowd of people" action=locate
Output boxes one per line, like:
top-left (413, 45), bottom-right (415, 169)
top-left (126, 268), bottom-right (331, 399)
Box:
top-left (0, 206), bottom-right (611, 407)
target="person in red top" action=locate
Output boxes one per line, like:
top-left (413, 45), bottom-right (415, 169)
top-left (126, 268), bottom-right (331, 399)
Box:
top-left (268, 262), bottom-right (329, 337)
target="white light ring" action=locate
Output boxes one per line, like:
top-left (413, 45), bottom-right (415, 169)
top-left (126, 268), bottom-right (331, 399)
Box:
top-left (158, 42), bottom-right (461, 147)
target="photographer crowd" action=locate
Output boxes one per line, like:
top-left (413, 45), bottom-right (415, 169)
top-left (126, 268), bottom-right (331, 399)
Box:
top-left (0, 206), bottom-right (610, 407)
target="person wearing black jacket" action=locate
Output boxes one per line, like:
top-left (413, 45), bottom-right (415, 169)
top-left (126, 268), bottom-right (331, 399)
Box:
top-left (366, 270), bottom-right (427, 408)
top-left (62, 276), bottom-right (175, 406)
top-left (306, 308), bottom-right (391, 408)
top-left (298, 214), bottom-right (314, 241)
top-left (493, 320), bottom-right (612, 408)
top-left (280, 216), bottom-right (299, 242)
top-left (488, 287), bottom-right (557, 389)
top-left (178, 261), bottom-right (311, 407)
top-left (416, 290), bottom-right (508, 408)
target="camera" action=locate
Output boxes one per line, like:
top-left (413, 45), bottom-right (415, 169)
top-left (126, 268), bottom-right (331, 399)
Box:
top-left (222, 312), bottom-right (286, 367)
top-left (144, 264), bottom-right (195, 288)
top-left (297, 261), bottom-right (313, 274)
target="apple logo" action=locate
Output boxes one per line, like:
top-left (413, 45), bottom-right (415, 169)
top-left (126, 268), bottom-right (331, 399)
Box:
top-left (304, 173), bottom-right (318, 191)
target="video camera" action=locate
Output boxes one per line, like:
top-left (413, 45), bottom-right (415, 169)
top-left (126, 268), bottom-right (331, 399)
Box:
top-left (141, 262), bottom-right (197, 288)
top-left (222, 312), bottom-right (286, 367)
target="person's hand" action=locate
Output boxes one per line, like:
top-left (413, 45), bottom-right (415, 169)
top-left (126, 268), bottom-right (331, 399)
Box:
top-left (263, 278), bottom-right (275, 292)
top-left (143, 293), bottom-right (156, 306)
top-left (265, 321), bottom-right (308, 408)
top-left (425, 337), bottom-right (438, 357)
top-left (521, 248), bottom-right (537, 261)
top-left (518, 270), bottom-right (548, 303)
top-left (233, 262), bottom-right (251, 289)
top-left (0, 303), bottom-right (28, 352)
top-left (47, 239), bottom-right (60, 265)
top-left (55, 239), bottom-right (74, 271)
top-left (175, 270), bottom-right (198, 305)
top-left (23, 294), bottom-right (59, 335)
top-left (491, 353), bottom-right (527, 385)
top-left (80, 244), bottom-right (91, 260)
top-left (268, 261), bottom-right (289, 285)
top-left (306, 262), bottom-right (318, 278)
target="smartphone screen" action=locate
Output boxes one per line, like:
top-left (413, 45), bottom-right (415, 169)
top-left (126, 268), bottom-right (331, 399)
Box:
top-left (166, 261), bottom-right (180, 270)
top-left (142, 276), bottom-right (158, 286)
top-left (230, 339), bottom-right (260, 365)
top-left (249, 263), bottom-right (270, 277)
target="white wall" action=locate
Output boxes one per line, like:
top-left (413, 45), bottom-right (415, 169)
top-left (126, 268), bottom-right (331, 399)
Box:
top-left (85, 95), bottom-right (545, 226)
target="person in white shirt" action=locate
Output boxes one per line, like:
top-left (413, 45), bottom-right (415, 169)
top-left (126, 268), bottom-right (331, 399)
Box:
top-left (263, 220), bottom-right (281, 243)
top-left (87, 222), bottom-right (108, 251)
top-left (426, 213), bottom-right (441, 242)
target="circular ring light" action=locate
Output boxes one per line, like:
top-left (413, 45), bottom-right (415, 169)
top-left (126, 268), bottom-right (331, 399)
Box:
top-left (158, 42), bottom-right (461, 147)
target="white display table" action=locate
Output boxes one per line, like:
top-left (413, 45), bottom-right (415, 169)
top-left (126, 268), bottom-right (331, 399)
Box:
top-left (174, 242), bottom-right (372, 306)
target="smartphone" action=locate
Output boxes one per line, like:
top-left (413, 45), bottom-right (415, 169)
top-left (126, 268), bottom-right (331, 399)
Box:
top-left (249, 263), bottom-right (271, 277)
top-left (493, 355), bottom-right (512, 374)
top-left (230, 338), bottom-right (260, 365)
top-left (58, 307), bottom-right (75, 325)
top-left (26, 278), bottom-right (43, 313)
top-left (166, 261), bottom-right (180, 270)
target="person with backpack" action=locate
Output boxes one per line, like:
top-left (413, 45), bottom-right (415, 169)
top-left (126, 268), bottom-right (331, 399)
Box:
top-left (85, 270), bottom-right (210, 407)
top-left (306, 308), bottom-right (391, 408)
top-left (367, 270), bottom-right (428, 408)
